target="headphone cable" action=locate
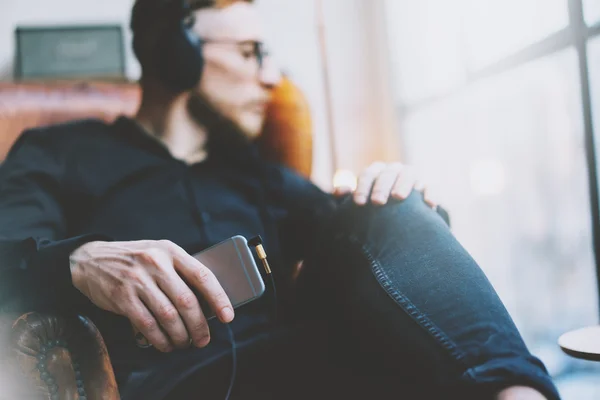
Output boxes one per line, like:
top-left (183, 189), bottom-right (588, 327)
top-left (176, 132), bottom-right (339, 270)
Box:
top-left (224, 236), bottom-right (277, 400)
top-left (224, 323), bottom-right (237, 400)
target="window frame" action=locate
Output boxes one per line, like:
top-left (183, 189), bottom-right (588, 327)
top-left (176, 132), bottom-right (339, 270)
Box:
top-left (395, 0), bottom-right (600, 313)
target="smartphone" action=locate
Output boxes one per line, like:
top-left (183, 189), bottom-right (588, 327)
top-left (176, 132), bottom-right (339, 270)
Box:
top-left (192, 235), bottom-right (265, 319)
top-left (132, 235), bottom-right (265, 348)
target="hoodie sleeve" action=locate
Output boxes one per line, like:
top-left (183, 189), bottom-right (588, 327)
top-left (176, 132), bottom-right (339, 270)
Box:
top-left (0, 129), bottom-right (109, 312)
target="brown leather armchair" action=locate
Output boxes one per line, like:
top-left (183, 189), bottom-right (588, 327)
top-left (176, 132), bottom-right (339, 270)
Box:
top-left (0, 78), bottom-right (314, 400)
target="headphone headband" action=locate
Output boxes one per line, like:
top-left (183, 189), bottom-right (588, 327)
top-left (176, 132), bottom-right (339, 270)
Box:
top-left (132, 0), bottom-right (205, 91)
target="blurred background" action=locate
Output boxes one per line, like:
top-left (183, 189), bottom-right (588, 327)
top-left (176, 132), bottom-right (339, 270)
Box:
top-left (1, 0), bottom-right (600, 398)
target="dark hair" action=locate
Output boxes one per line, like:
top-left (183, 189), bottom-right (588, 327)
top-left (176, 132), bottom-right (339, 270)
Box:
top-left (130, 0), bottom-right (253, 78)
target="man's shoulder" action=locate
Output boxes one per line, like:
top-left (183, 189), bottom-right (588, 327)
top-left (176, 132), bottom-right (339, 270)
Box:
top-left (20, 118), bottom-right (114, 142)
top-left (9, 118), bottom-right (118, 157)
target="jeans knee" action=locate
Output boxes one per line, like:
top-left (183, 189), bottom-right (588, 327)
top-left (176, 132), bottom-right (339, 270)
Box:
top-left (332, 190), bottom-right (448, 243)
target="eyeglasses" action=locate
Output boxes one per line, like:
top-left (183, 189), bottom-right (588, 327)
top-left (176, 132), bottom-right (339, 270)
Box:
top-left (201, 39), bottom-right (270, 69)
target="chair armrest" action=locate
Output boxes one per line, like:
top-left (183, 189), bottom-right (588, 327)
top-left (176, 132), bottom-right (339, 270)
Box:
top-left (9, 312), bottom-right (119, 400)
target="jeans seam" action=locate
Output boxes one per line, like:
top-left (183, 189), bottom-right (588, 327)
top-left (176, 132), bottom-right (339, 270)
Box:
top-left (347, 234), bottom-right (470, 369)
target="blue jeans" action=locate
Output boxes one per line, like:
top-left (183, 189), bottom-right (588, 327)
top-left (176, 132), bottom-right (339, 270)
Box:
top-left (293, 191), bottom-right (560, 399)
top-left (117, 192), bottom-right (560, 399)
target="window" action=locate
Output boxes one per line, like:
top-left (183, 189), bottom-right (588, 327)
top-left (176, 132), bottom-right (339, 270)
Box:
top-left (403, 47), bottom-right (597, 347)
top-left (462, 0), bottom-right (569, 69)
top-left (384, 0), bottom-right (467, 104)
top-left (385, 0), bottom-right (600, 396)
top-left (584, 0), bottom-right (600, 26)
top-left (590, 36), bottom-right (600, 189)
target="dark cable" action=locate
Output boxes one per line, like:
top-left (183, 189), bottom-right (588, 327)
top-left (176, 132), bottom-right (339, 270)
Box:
top-left (224, 236), bottom-right (278, 400)
top-left (223, 272), bottom-right (277, 400)
top-left (267, 273), bottom-right (277, 321)
top-left (224, 323), bottom-right (237, 400)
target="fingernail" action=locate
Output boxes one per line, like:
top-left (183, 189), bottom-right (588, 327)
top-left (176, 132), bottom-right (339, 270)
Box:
top-left (354, 195), bottom-right (366, 205)
top-left (391, 190), bottom-right (405, 199)
top-left (373, 195), bottom-right (386, 204)
top-left (221, 306), bottom-right (234, 322)
top-left (196, 336), bottom-right (210, 347)
top-left (134, 332), bottom-right (152, 348)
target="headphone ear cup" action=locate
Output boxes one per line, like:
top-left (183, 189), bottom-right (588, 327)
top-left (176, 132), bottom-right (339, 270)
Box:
top-left (157, 21), bottom-right (204, 92)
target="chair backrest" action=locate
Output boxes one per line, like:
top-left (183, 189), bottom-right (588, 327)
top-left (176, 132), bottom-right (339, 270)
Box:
top-left (0, 77), bottom-right (313, 177)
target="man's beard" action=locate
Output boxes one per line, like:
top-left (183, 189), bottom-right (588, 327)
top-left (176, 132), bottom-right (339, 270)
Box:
top-left (186, 91), bottom-right (253, 154)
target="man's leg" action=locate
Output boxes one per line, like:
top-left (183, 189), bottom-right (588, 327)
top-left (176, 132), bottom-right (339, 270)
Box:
top-left (296, 192), bottom-right (560, 399)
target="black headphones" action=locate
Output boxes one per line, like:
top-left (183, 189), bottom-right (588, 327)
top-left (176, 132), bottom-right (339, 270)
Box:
top-left (132, 0), bottom-right (205, 92)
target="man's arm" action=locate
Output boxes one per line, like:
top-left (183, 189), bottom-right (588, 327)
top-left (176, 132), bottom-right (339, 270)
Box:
top-left (0, 129), bottom-right (107, 311)
top-left (1, 129), bottom-right (237, 351)
top-left (269, 165), bottom-right (338, 264)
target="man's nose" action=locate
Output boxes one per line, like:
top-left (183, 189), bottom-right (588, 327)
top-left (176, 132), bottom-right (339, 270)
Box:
top-left (259, 57), bottom-right (282, 88)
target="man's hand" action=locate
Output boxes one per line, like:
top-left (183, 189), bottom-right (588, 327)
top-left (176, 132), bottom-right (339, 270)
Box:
top-left (334, 162), bottom-right (437, 208)
top-left (69, 240), bottom-right (234, 352)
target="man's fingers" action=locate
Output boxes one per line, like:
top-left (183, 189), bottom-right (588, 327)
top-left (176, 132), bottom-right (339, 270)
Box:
top-left (156, 271), bottom-right (211, 348)
top-left (354, 162), bottom-right (386, 205)
top-left (164, 242), bottom-right (234, 324)
top-left (126, 299), bottom-right (172, 352)
top-left (391, 167), bottom-right (416, 200)
top-left (135, 247), bottom-right (193, 348)
top-left (181, 263), bottom-right (234, 324)
top-left (414, 181), bottom-right (436, 208)
top-left (370, 163), bottom-right (403, 205)
top-left (138, 281), bottom-right (191, 349)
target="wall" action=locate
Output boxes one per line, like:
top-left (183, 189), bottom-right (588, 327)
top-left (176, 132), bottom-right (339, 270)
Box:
top-left (317, 0), bottom-right (401, 172)
top-left (0, 0), bottom-right (400, 189)
top-left (259, 0), bottom-right (401, 186)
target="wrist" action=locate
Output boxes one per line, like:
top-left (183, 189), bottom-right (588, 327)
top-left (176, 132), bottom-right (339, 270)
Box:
top-left (69, 241), bottom-right (101, 286)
